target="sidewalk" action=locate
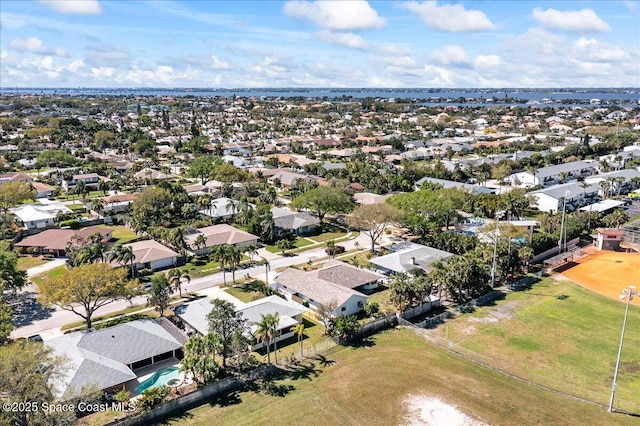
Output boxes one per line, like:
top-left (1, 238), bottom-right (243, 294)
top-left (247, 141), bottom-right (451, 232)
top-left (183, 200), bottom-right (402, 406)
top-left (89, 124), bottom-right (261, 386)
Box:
top-left (26, 258), bottom-right (67, 277)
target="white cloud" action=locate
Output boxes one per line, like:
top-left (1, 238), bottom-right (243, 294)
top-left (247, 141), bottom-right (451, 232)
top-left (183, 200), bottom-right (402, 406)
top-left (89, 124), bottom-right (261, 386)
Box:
top-left (400, 1), bottom-right (495, 33)
top-left (427, 45), bottom-right (470, 66)
top-left (473, 54), bottom-right (500, 70)
top-left (574, 38), bottom-right (629, 62)
top-left (210, 55), bottom-right (231, 70)
top-left (532, 8), bottom-right (611, 33)
top-left (283, 0), bottom-right (386, 30)
top-left (83, 45), bottom-right (130, 67)
top-left (369, 54), bottom-right (416, 67)
top-left (315, 30), bottom-right (366, 49)
top-left (38, 0), bottom-right (102, 15)
top-left (9, 37), bottom-right (68, 56)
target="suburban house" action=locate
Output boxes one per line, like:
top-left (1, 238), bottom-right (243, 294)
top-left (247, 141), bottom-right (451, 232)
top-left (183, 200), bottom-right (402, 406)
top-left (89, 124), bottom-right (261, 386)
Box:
top-left (529, 181), bottom-right (600, 213)
top-left (133, 168), bottom-right (176, 182)
top-left (413, 176), bottom-right (494, 195)
top-left (173, 295), bottom-right (307, 350)
top-left (267, 170), bottom-right (326, 190)
top-left (272, 261), bottom-right (381, 317)
top-left (62, 173), bottom-right (102, 191)
top-left (183, 224), bottom-right (258, 255)
top-left (45, 318), bottom-right (186, 400)
top-left (197, 197), bottom-right (255, 221)
top-left (10, 203), bottom-right (72, 231)
top-left (369, 241), bottom-right (455, 275)
top-left (101, 193), bottom-right (137, 213)
top-left (353, 192), bottom-right (393, 205)
top-left (271, 207), bottom-right (320, 237)
top-left (32, 181), bottom-right (55, 198)
top-left (0, 172), bottom-right (33, 184)
top-left (14, 226), bottom-right (113, 257)
top-left (122, 239), bottom-right (179, 271)
top-left (509, 160), bottom-right (600, 188)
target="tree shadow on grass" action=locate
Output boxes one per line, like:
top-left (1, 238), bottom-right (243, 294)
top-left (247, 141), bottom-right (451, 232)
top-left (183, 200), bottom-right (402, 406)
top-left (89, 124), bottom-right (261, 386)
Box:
top-left (344, 335), bottom-right (377, 348)
top-left (283, 362), bottom-right (322, 381)
top-left (249, 376), bottom-right (295, 398)
top-left (312, 354), bottom-right (336, 367)
top-left (158, 411), bottom-right (194, 425)
top-left (208, 391), bottom-right (242, 407)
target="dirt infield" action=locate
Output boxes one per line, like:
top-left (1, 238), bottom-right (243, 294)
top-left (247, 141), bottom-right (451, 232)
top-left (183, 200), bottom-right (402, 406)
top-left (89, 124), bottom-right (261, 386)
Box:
top-left (561, 251), bottom-right (640, 306)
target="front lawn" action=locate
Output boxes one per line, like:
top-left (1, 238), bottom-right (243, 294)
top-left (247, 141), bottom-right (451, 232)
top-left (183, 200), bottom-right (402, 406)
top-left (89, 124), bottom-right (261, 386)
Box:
top-left (308, 231), bottom-right (348, 243)
top-left (223, 285), bottom-right (265, 304)
top-left (265, 237), bottom-right (314, 254)
top-left (98, 225), bottom-right (139, 244)
top-left (29, 265), bottom-right (67, 288)
top-left (17, 256), bottom-right (48, 271)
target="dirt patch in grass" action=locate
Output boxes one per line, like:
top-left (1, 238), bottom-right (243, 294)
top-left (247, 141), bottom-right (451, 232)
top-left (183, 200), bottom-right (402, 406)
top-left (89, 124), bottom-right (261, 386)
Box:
top-left (402, 395), bottom-right (488, 426)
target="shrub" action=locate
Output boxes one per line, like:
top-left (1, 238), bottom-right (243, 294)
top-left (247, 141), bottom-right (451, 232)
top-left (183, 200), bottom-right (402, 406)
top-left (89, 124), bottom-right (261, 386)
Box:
top-left (113, 386), bottom-right (131, 404)
top-left (137, 385), bottom-right (170, 412)
top-left (60, 219), bottom-right (80, 229)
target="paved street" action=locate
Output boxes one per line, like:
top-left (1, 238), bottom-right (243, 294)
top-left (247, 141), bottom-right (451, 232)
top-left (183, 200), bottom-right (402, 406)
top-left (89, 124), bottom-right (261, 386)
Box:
top-left (10, 231), bottom-right (373, 340)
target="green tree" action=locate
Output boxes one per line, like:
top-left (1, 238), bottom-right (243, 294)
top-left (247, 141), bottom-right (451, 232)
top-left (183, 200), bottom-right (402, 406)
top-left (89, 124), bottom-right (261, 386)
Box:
top-left (276, 238), bottom-right (295, 255)
top-left (255, 313), bottom-right (279, 364)
top-left (335, 314), bottom-right (360, 340)
top-left (0, 341), bottom-right (73, 426)
top-left (290, 186), bottom-right (355, 222)
top-left (348, 204), bottom-right (403, 252)
top-left (291, 323), bottom-right (305, 358)
top-left (39, 263), bottom-right (141, 329)
top-left (167, 268), bottom-right (190, 298)
top-left (389, 273), bottom-right (414, 312)
top-left (187, 156), bottom-right (215, 185)
top-left (180, 334), bottom-right (221, 386)
top-left (0, 243), bottom-right (27, 292)
top-left (147, 274), bottom-right (172, 317)
top-left (0, 181), bottom-right (36, 215)
top-left (131, 186), bottom-right (172, 230)
top-left (107, 244), bottom-right (136, 278)
top-left (207, 299), bottom-right (249, 369)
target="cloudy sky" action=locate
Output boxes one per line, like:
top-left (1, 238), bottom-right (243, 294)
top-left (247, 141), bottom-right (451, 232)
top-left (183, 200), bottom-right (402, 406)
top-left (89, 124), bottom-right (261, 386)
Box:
top-left (1, 0), bottom-right (639, 88)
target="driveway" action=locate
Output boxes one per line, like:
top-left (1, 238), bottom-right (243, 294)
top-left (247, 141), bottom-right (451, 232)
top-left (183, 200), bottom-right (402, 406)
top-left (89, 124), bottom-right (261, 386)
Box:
top-left (26, 258), bottom-right (67, 277)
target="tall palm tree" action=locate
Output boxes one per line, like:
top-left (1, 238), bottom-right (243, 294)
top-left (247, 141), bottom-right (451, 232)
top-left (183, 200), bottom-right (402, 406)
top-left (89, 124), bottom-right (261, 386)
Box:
top-left (225, 198), bottom-right (240, 220)
top-left (211, 245), bottom-right (230, 286)
top-left (258, 257), bottom-right (270, 283)
top-left (90, 198), bottom-right (105, 216)
top-left (255, 313), bottom-right (279, 365)
top-left (107, 244), bottom-right (136, 278)
top-left (243, 244), bottom-right (258, 263)
top-left (291, 323), bottom-right (305, 359)
top-left (192, 234), bottom-right (207, 255)
top-left (167, 268), bottom-right (191, 298)
top-left (227, 245), bottom-right (242, 284)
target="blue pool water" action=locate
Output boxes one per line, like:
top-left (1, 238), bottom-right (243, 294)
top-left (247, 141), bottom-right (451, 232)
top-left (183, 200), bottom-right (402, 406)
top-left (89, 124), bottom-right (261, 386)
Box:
top-left (135, 367), bottom-right (182, 394)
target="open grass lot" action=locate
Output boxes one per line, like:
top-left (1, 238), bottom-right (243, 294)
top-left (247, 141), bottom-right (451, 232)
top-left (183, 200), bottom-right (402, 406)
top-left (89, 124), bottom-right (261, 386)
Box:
top-left (223, 285), bottom-right (264, 304)
top-left (97, 225), bottom-right (139, 244)
top-left (29, 264), bottom-right (66, 287)
top-left (161, 328), bottom-right (638, 426)
top-left (17, 256), bottom-right (48, 271)
top-left (430, 277), bottom-right (640, 412)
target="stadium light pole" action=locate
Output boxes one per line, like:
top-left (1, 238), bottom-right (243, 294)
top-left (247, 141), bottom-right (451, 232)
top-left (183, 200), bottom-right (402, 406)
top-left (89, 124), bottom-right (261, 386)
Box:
top-left (558, 190), bottom-right (570, 254)
top-left (608, 285), bottom-right (637, 412)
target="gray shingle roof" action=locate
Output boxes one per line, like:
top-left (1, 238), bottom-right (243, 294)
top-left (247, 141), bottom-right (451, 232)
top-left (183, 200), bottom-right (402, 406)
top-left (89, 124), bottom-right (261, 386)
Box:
top-left (45, 319), bottom-right (185, 400)
top-left (369, 242), bottom-right (455, 274)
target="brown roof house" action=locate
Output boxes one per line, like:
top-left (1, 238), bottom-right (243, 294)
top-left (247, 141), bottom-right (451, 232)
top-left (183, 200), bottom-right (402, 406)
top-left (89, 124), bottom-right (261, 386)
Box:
top-left (14, 226), bottom-right (113, 257)
top-left (122, 240), bottom-right (179, 272)
top-left (272, 260), bottom-right (384, 317)
top-left (183, 224), bottom-right (258, 256)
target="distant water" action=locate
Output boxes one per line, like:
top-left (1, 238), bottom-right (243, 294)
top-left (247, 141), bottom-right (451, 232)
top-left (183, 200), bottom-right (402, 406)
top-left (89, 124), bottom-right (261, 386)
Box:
top-left (1, 87), bottom-right (638, 107)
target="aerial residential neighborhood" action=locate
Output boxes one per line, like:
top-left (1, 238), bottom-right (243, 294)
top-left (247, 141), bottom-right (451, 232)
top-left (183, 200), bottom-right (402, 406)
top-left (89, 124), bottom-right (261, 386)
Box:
top-left (1, 1), bottom-right (639, 426)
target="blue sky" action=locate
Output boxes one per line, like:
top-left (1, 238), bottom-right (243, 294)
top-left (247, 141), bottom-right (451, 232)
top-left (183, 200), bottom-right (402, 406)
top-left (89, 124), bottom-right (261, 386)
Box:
top-left (1, 0), bottom-right (639, 88)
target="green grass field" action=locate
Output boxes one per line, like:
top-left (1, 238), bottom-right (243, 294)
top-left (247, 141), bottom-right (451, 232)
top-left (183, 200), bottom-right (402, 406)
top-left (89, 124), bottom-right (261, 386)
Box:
top-left (98, 225), bottom-right (139, 244)
top-left (431, 277), bottom-right (640, 412)
top-left (160, 328), bottom-right (638, 426)
top-left (29, 265), bottom-right (67, 287)
top-left (16, 256), bottom-right (48, 271)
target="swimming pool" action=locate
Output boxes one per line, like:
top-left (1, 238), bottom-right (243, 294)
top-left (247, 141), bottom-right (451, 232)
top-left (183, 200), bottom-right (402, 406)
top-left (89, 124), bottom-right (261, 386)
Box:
top-left (135, 367), bottom-right (183, 394)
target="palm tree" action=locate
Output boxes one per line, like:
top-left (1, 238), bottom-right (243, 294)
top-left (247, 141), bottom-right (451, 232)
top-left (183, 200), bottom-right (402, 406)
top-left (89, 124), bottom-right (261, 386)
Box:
top-left (192, 234), bottom-right (207, 255)
top-left (107, 244), bottom-right (136, 278)
top-left (225, 198), bottom-right (240, 220)
top-left (258, 257), bottom-right (270, 283)
top-left (255, 313), bottom-right (279, 365)
top-left (227, 245), bottom-right (242, 284)
top-left (90, 198), bottom-right (105, 216)
top-left (518, 246), bottom-right (534, 274)
top-left (211, 245), bottom-right (230, 286)
top-left (167, 268), bottom-right (190, 298)
top-left (291, 323), bottom-right (305, 358)
top-left (243, 244), bottom-right (258, 263)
